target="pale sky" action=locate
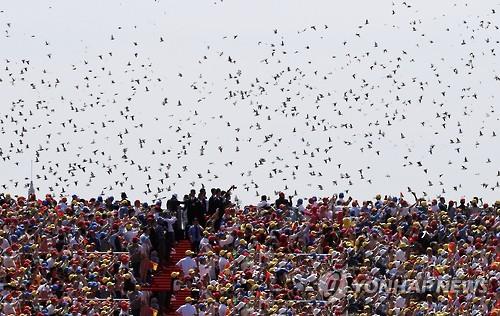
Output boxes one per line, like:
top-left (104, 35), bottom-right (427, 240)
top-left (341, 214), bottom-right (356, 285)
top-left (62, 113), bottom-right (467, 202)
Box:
top-left (1, 0), bottom-right (499, 203)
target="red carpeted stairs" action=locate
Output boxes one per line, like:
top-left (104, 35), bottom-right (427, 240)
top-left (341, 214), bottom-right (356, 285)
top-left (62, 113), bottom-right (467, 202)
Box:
top-left (167, 289), bottom-right (191, 315)
top-left (142, 239), bottom-right (192, 315)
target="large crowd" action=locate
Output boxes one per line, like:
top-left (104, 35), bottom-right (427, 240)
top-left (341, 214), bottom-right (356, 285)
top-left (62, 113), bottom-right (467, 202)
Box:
top-left (0, 189), bottom-right (498, 315)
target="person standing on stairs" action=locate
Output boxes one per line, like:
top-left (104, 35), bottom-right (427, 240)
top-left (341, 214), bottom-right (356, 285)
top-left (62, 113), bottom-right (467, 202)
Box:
top-left (176, 250), bottom-right (198, 276)
top-left (198, 189), bottom-right (208, 227)
top-left (128, 236), bottom-right (142, 279)
top-left (207, 188), bottom-right (220, 217)
top-left (187, 217), bottom-right (203, 253)
top-left (158, 211), bottom-right (177, 264)
top-left (167, 271), bottom-right (181, 311)
top-left (128, 284), bottom-right (142, 316)
top-left (167, 194), bottom-right (185, 241)
top-left (185, 189), bottom-right (198, 227)
top-left (176, 296), bottom-right (197, 316)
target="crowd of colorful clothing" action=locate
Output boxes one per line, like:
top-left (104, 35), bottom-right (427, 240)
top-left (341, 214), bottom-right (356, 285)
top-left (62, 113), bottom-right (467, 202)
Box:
top-left (0, 189), bottom-right (498, 315)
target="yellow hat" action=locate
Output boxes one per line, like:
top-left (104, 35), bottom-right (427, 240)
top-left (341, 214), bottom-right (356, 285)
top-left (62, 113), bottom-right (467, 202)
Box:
top-left (185, 250), bottom-right (194, 256)
top-left (171, 272), bottom-right (180, 278)
top-left (185, 296), bottom-right (193, 302)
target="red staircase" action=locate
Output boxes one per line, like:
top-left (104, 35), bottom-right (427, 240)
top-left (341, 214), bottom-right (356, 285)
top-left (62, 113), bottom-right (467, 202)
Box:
top-left (167, 289), bottom-right (191, 315)
top-left (142, 239), bottom-right (192, 315)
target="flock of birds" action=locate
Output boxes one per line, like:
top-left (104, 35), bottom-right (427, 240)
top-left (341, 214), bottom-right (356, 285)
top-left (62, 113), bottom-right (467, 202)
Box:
top-left (0, 1), bottom-right (499, 203)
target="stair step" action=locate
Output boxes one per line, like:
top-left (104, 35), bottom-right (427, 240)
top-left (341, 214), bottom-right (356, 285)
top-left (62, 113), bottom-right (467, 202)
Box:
top-left (147, 241), bottom-right (193, 304)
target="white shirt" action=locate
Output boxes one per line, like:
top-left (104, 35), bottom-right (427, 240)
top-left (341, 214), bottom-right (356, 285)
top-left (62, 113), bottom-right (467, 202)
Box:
top-left (176, 303), bottom-right (196, 316)
top-left (219, 235), bottom-right (234, 247)
top-left (218, 257), bottom-right (229, 272)
top-left (395, 248), bottom-right (406, 261)
top-left (199, 237), bottom-right (210, 252)
top-left (2, 302), bottom-right (15, 315)
top-left (46, 256), bottom-right (55, 269)
top-left (199, 263), bottom-right (209, 278)
top-left (395, 295), bottom-right (406, 308)
top-left (257, 201), bottom-right (269, 209)
top-left (46, 304), bottom-right (55, 315)
top-left (0, 239), bottom-right (10, 250)
top-left (2, 255), bottom-right (15, 268)
top-left (176, 257), bottom-right (197, 275)
top-left (123, 229), bottom-right (138, 242)
top-left (218, 304), bottom-right (227, 316)
top-left (165, 217), bottom-right (177, 233)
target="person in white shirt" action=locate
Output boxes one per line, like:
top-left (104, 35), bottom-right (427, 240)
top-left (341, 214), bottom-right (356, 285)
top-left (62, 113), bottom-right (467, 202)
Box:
top-left (395, 247), bottom-right (407, 262)
top-left (37, 283), bottom-right (51, 300)
top-left (219, 232), bottom-right (235, 248)
top-left (198, 234), bottom-right (211, 253)
top-left (2, 251), bottom-right (16, 269)
top-left (176, 297), bottom-right (197, 316)
top-left (395, 294), bottom-right (406, 309)
top-left (218, 299), bottom-right (228, 316)
top-left (2, 301), bottom-right (16, 315)
top-left (123, 225), bottom-right (138, 243)
top-left (218, 250), bottom-right (229, 273)
top-left (0, 237), bottom-right (10, 251)
top-left (256, 195), bottom-right (270, 209)
top-left (176, 250), bottom-right (197, 275)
